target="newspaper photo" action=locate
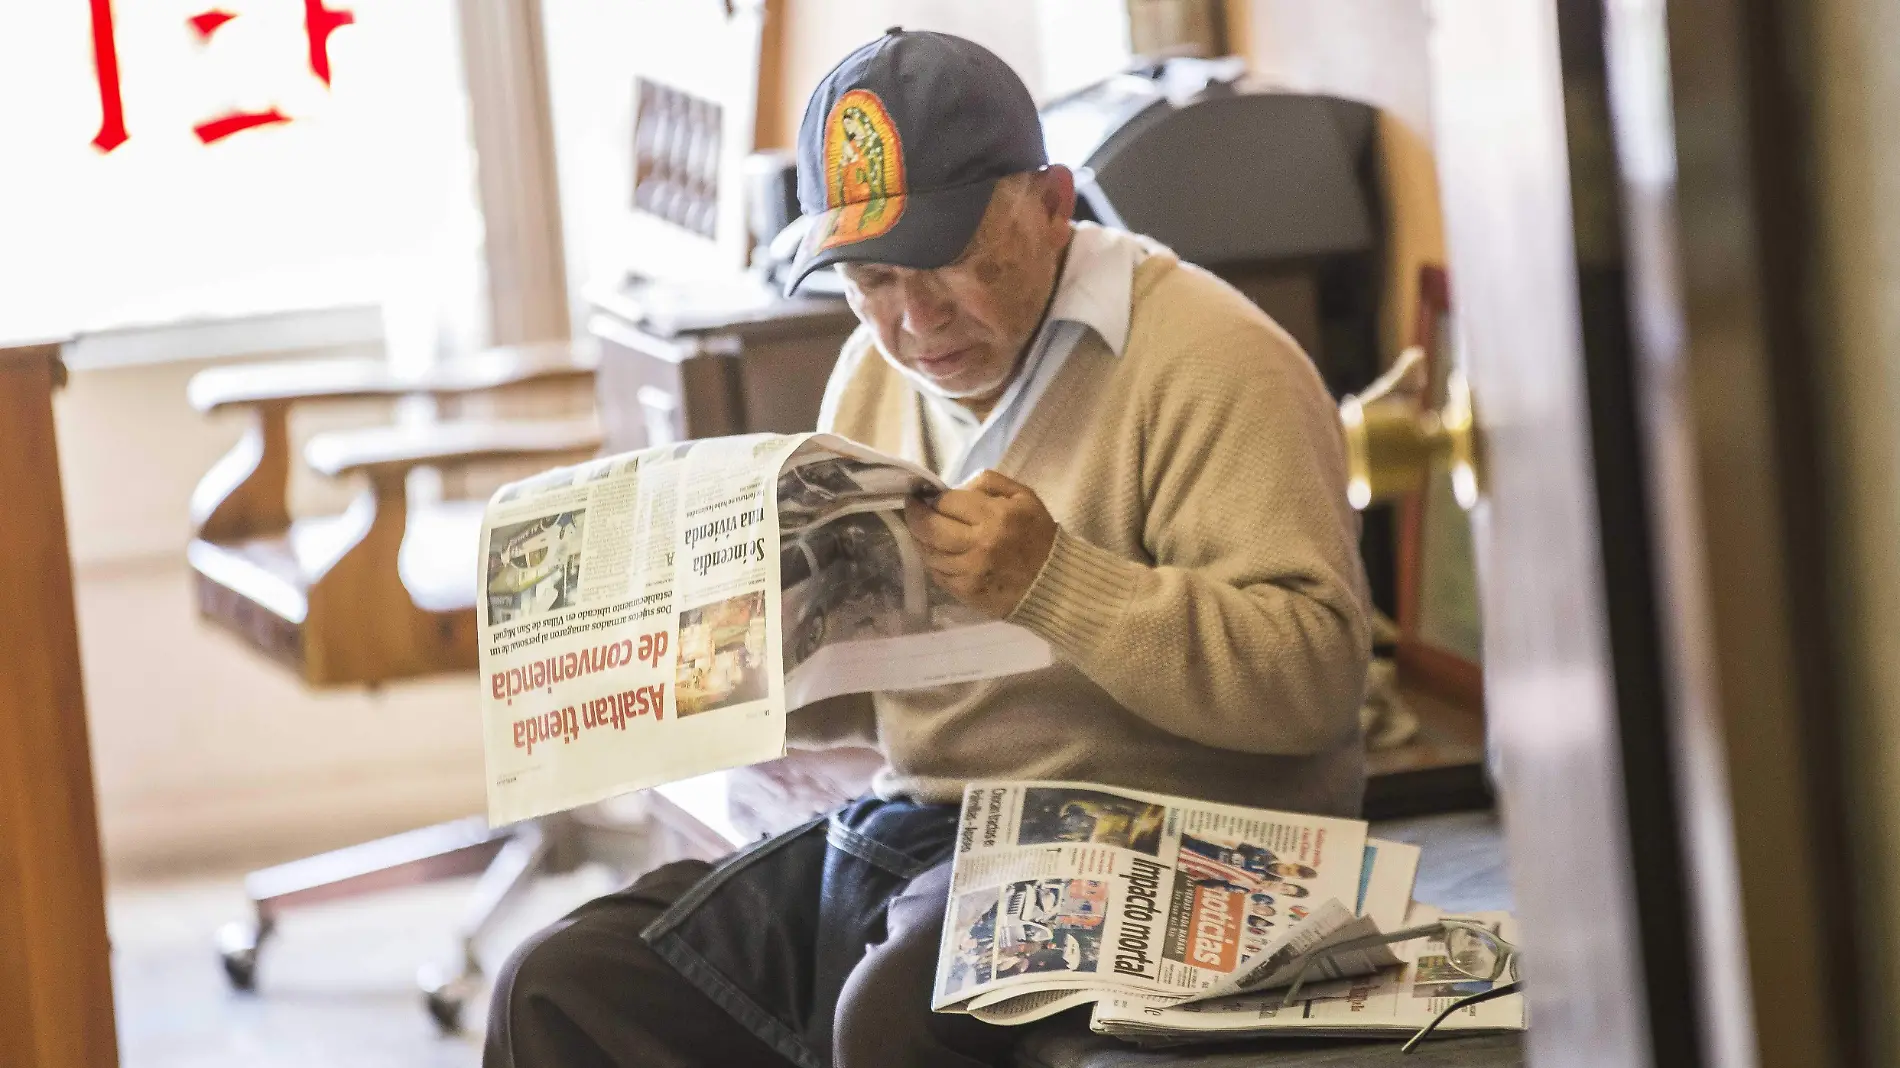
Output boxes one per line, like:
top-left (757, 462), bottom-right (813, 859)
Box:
top-left (930, 781), bottom-right (1384, 1025)
top-left (477, 433), bottom-right (1053, 826)
top-left (1088, 905), bottom-right (1526, 1044)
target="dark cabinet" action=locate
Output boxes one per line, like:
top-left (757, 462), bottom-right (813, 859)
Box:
top-left (587, 274), bottom-right (859, 450)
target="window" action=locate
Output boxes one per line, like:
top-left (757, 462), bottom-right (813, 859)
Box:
top-left (0, 0), bottom-right (483, 347)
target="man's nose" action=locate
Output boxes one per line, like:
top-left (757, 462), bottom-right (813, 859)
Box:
top-left (895, 274), bottom-right (955, 335)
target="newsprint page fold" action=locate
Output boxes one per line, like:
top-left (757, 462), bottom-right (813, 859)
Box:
top-left (476, 433), bottom-right (1053, 825)
top-left (1090, 905), bottom-right (1524, 1043)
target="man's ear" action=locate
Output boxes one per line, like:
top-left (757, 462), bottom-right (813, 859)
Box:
top-left (1037, 165), bottom-right (1077, 227)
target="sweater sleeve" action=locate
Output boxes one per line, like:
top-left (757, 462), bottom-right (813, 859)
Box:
top-left (1006, 317), bottom-right (1372, 756)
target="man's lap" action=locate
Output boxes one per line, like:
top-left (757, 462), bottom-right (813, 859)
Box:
top-left (486, 857), bottom-right (794, 1067)
top-left (486, 797), bottom-right (1010, 1068)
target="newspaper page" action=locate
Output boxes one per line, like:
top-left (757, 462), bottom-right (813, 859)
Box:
top-left (1090, 905), bottom-right (1526, 1043)
top-left (774, 436), bottom-right (1053, 708)
top-left (478, 433), bottom-right (1053, 825)
top-left (931, 781), bottom-right (1371, 1024)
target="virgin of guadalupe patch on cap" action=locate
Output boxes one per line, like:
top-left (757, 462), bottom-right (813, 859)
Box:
top-left (817, 88), bottom-right (907, 251)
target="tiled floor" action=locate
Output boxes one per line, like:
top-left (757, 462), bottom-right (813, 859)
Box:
top-left (107, 811), bottom-right (1509, 1067)
top-left (108, 866), bottom-right (620, 1068)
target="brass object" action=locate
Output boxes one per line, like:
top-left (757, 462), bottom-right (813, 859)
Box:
top-left (1340, 346), bottom-right (1485, 511)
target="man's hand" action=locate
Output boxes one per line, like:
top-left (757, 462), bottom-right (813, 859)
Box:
top-left (904, 470), bottom-right (1057, 619)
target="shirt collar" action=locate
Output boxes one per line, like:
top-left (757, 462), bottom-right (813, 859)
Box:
top-left (1045, 221), bottom-right (1147, 357)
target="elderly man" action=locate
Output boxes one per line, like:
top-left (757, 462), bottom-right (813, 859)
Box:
top-left (486, 29), bottom-right (1369, 1068)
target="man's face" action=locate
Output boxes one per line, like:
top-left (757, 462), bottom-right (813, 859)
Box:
top-left (837, 169), bottom-right (1074, 408)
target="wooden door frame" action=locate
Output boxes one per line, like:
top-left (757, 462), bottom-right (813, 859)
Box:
top-left (0, 344), bottom-right (118, 1068)
top-left (1438, 0), bottom-right (1872, 1064)
top-left (1552, 2), bottom-right (1712, 1063)
top-left (1658, 0), bottom-right (1877, 1062)
top-left (1432, 1), bottom-right (1717, 1066)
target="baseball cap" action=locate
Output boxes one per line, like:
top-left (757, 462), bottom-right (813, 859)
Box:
top-left (783, 28), bottom-right (1048, 295)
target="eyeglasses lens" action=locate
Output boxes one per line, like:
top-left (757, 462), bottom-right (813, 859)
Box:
top-left (1445, 928), bottom-right (1501, 980)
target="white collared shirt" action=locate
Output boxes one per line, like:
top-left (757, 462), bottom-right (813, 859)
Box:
top-left (922, 222), bottom-right (1154, 483)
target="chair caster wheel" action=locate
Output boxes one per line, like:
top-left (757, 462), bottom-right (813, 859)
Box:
top-left (220, 947), bottom-right (259, 991)
top-left (424, 986), bottom-right (465, 1034)
top-left (419, 962), bottom-right (483, 1035)
top-left (215, 920), bottom-right (267, 991)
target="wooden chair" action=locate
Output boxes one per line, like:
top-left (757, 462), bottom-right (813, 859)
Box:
top-left (188, 341), bottom-right (599, 685)
top-left (187, 341), bottom-right (622, 1030)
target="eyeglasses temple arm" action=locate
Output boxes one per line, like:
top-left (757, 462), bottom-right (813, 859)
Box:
top-left (1400, 980), bottom-right (1525, 1054)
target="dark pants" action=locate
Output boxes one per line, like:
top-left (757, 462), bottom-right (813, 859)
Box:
top-left (484, 800), bottom-right (1019, 1068)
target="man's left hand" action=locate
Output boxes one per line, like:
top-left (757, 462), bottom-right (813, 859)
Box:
top-left (904, 470), bottom-right (1057, 619)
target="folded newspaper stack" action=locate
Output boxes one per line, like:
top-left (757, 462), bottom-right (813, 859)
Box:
top-left (932, 781), bottom-right (1527, 1044)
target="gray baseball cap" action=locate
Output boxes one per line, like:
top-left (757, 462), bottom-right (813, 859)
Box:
top-left (784, 28), bottom-right (1048, 295)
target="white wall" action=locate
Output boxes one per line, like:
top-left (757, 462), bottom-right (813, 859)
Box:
top-left (773, 0), bottom-right (1050, 134)
top-left (1239, 0), bottom-right (1434, 135)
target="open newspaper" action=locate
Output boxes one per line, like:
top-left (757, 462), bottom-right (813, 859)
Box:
top-left (930, 781), bottom-right (1423, 1026)
top-left (477, 433), bottom-right (1052, 825)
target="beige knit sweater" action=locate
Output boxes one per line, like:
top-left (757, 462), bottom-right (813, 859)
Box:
top-left (792, 247), bottom-right (1372, 817)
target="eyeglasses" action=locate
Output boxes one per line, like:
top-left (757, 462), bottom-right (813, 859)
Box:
top-left (1279, 918), bottom-right (1522, 1053)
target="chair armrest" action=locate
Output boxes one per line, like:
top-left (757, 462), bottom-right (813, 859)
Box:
top-left (304, 418), bottom-right (602, 481)
top-left (188, 340), bottom-right (598, 414)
